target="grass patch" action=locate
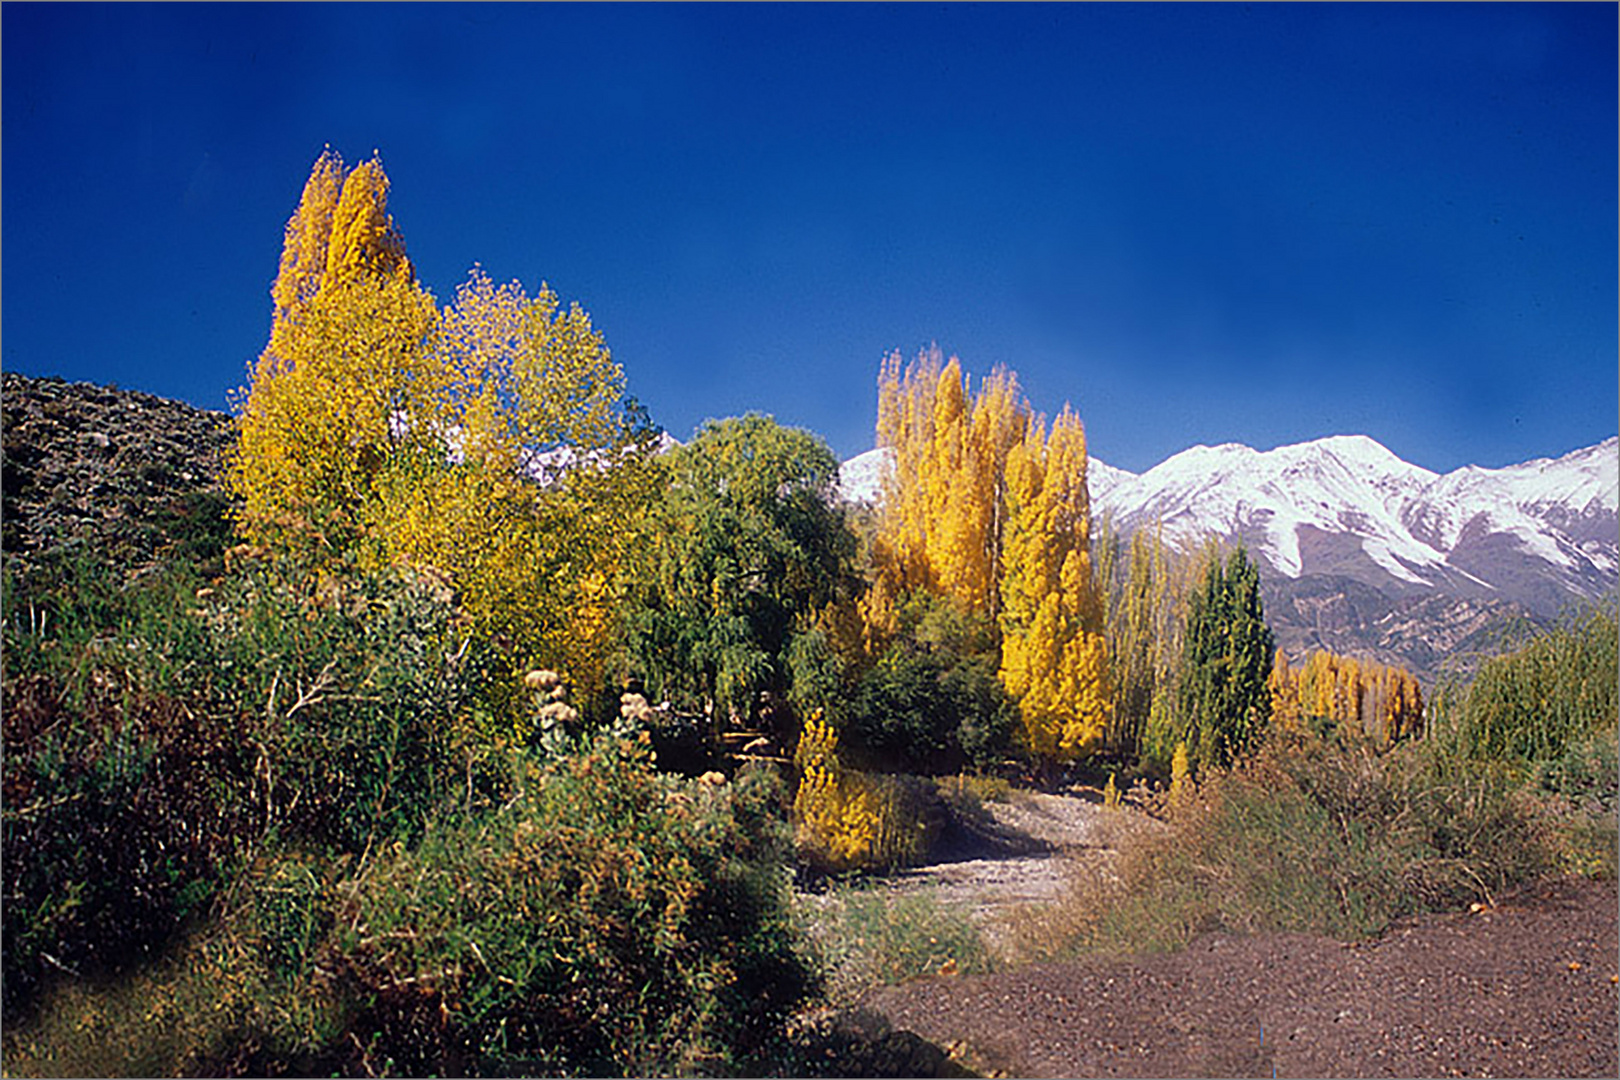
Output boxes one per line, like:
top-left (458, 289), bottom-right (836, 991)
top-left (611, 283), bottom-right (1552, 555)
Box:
top-left (1010, 727), bottom-right (1566, 962)
top-left (800, 883), bottom-right (991, 1007)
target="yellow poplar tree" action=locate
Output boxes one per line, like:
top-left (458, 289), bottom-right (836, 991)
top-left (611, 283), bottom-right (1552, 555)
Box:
top-left (1275, 648), bottom-right (1424, 746)
top-left (1267, 648), bottom-right (1303, 732)
top-left (230, 149), bottom-right (441, 557)
top-left (868, 346), bottom-right (1111, 763)
top-left (997, 409), bottom-right (1112, 760)
top-left (230, 150), bottom-right (652, 734)
top-left (868, 347), bottom-right (1025, 637)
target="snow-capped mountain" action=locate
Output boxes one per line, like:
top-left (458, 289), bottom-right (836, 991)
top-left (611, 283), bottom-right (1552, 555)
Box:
top-left (1088, 435), bottom-right (1618, 616)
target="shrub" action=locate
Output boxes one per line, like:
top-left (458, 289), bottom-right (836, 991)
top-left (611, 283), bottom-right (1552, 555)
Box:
top-left (211, 736), bottom-right (813, 1077)
top-left (1, 550), bottom-right (478, 1021)
top-left (793, 714), bottom-right (942, 873)
top-left (1439, 602), bottom-right (1618, 768)
top-left (1026, 726), bottom-right (1560, 960)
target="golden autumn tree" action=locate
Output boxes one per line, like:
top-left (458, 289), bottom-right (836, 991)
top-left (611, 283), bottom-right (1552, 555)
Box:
top-left (230, 149), bottom-right (441, 556)
top-left (1269, 648), bottom-right (1425, 746)
top-left (868, 346), bottom-right (1027, 633)
top-left (997, 408), bottom-right (1112, 761)
top-left (230, 149), bottom-right (654, 735)
top-left (867, 346), bottom-right (1110, 763)
top-left (370, 267), bottom-right (653, 716)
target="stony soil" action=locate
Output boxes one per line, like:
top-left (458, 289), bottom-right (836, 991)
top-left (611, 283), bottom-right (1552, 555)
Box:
top-left (829, 792), bottom-right (1619, 1078)
top-left (867, 875), bottom-right (1618, 1078)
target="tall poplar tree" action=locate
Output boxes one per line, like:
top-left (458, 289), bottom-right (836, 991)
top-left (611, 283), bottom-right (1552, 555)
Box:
top-left (229, 149), bottom-right (652, 733)
top-left (231, 150), bottom-right (441, 555)
top-left (997, 409), bottom-right (1112, 760)
top-left (869, 347), bottom-right (1110, 764)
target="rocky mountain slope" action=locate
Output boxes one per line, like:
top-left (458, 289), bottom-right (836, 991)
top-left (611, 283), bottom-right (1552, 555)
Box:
top-left (840, 433), bottom-right (1618, 680)
top-left (1, 372), bottom-right (236, 570)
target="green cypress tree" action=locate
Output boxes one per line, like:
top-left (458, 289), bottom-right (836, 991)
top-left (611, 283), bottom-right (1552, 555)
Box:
top-left (1174, 544), bottom-right (1274, 772)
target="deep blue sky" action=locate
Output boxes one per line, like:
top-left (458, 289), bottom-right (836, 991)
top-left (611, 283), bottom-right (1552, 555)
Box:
top-left (4, 3), bottom-right (1615, 473)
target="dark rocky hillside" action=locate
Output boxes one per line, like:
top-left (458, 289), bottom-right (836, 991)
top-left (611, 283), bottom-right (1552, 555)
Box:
top-left (1261, 573), bottom-right (1534, 684)
top-left (1, 371), bottom-right (237, 571)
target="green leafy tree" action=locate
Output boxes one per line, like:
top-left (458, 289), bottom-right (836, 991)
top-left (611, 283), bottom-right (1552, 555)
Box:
top-left (626, 415), bottom-right (860, 730)
top-left (843, 592), bottom-right (1018, 775)
top-left (1150, 544), bottom-right (1274, 772)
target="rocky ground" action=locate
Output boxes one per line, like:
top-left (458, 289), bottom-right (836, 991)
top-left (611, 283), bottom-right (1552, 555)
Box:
top-left (867, 873), bottom-right (1618, 1078)
top-left (799, 791), bottom-right (1619, 1078)
top-left (1, 371), bottom-right (235, 571)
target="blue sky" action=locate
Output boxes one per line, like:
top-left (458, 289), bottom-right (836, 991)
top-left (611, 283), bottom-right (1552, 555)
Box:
top-left (4, 3), bottom-right (1614, 473)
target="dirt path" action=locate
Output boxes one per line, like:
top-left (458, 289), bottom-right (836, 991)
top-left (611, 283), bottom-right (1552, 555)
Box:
top-left (865, 875), bottom-right (1618, 1078)
top-left (871, 789), bottom-right (1161, 961)
top-left (796, 792), bottom-right (1618, 1078)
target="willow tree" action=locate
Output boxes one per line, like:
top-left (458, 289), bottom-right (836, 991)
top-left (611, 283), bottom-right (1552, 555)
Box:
top-left (624, 415), bottom-right (860, 731)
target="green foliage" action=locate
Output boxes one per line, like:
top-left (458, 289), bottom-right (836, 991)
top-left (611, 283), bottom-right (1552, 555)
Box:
top-left (197, 553), bottom-right (477, 851)
top-left (1, 549), bottom-right (477, 1021)
top-left (1147, 544), bottom-right (1274, 773)
top-left (843, 593), bottom-right (1018, 775)
top-left (1437, 601), bottom-right (1618, 768)
top-left (626, 414), bottom-right (861, 724)
top-left (1040, 726), bottom-right (1559, 959)
top-left (806, 884), bottom-right (991, 1006)
top-left (213, 739), bottom-right (812, 1077)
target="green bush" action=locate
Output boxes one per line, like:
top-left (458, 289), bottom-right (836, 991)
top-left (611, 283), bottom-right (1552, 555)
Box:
top-left (212, 738), bottom-right (812, 1077)
top-left (1, 551), bottom-right (478, 1021)
top-left (844, 594), bottom-right (1017, 776)
top-left (196, 553), bottom-right (478, 851)
top-left (1438, 602), bottom-right (1618, 768)
top-left (1036, 726), bottom-right (1560, 960)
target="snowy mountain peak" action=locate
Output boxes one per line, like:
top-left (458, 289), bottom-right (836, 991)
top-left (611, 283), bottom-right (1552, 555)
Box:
top-left (1091, 434), bottom-right (1617, 615)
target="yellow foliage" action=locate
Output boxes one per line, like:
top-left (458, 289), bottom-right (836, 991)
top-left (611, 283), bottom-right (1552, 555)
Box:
top-left (998, 409), bottom-right (1111, 762)
top-left (230, 150), bottom-right (652, 736)
top-left (1102, 771), bottom-right (1121, 810)
top-left (869, 347), bottom-right (1027, 636)
top-left (869, 348), bottom-right (1110, 764)
top-left (792, 713), bottom-right (928, 872)
top-left (1169, 740), bottom-right (1191, 801)
top-left (1269, 648), bottom-right (1425, 746)
top-left (1266, 648), bottom-right (1303, 732)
